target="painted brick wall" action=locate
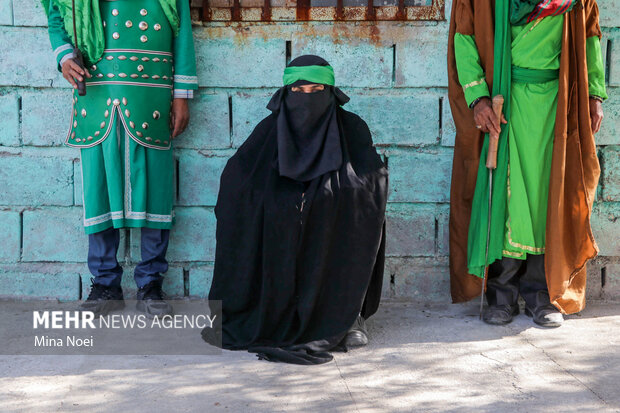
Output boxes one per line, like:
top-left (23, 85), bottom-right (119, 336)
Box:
top-left (0, 0), bottom-right (619, 302)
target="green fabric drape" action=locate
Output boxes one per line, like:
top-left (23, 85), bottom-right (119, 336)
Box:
top-left (511, 67), bottom-right (560, 83)
top-left (509, 0), bottom-right (577, 26)
top-left (467, 0), bottom-right (512, 278)
top-left (40, 0), bottom-right (179, 65)
top-left (283, 65), bottom-right (336, 86)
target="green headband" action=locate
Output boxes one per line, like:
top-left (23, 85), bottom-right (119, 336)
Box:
top-left (283, 65), bottom-right (335, 86)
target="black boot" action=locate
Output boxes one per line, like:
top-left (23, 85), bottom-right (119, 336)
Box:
top-left (136, 279), bottom-right (173, 318)
top-left (482, 304), bottom-right (519, 325)
top-left (525, 304), bottom-right (563, 328)
top-left (342, 315), bottom-right (369, 348)
top-left (80, 279), bottom-right (125, 317)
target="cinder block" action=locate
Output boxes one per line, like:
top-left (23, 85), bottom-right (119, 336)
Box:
top-left (193, 31), bottom-right (285, 87)
top-left (436, 203), bottom-right (450, 256)
top-left (599, 0), bottom-right (620, 29)
top-left (609, 28), bottom-right (620, 87)
top-left (74, 159), bottom-right (83, 206)
top-left (597, 90), bottom-right (620, 145)
top-left (0, 150), bottom-right (74, 206)
top-left (586, 259), bottom-right (604, 300)
top-left (0, 211), bottom-right (21, 263)
top-left (386, 203), bottom-right (436, 257)
top-left (177, 150), bottom-right (229, 206)
top-left (591, 202), bottom-right (620, 257)
top-left (176, 90), bottom-right (231, 150)
top-left (21, 89), bottom-right (73, 147)
top-left (13, 0), bottom-right (48, 27)
top-left (0, 264), bottom-right (81, 300)
top-left (189, 264), bottom-right (214, 297)
top-left (166, 207), bottom-right (217, 262)
top-left (395, 24), bottom-right (449, 88)
top-left (345, 91), bottom-right (440, 146)
top-left (0, 27), bottom-right (64, 87)
top-left (602, 263), bottom-right (620, 302)
top-left (441, 94), bottom-right (456, 147)
top-left (0, 93), bottom-right (20, 146)
top-left (0, 0), bottom-right (13, 26)
top-left (601, 146), bottom-right (620, 201)
top-left (292, 38), bottom-right (392, 88)
top-left (386, 257), bottom-right (451, 302)
top-left (22, 207), bottom-right (87, 262)
top-left (231, 90), bottom-right (275, 147)
top-left (388, 148), bottom-right (453, 203)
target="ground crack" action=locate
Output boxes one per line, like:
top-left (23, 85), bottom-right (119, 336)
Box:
top-left (334, 357), bottom-right (361, 413)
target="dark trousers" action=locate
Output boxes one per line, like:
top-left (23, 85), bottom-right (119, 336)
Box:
top-left (87, 227), bottom-right (170, 288)
top-left (486, 254), bottom-right (550, 310)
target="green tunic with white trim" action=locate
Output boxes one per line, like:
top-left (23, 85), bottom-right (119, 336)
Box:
top-left (46, 0), bottom-right (198, 234)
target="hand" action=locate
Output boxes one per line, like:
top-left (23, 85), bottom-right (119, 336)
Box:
top-left (61, 59), bottom-right (91, 89)
top-left (589, 97), bottom-right (604, 134)
top-left (473, 97), bottom-right (506, 135)
top-left (170, 98), bottom-right (190, 138)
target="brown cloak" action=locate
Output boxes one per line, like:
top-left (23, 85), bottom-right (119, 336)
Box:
top-left (447, 0), bottom-right (602, 314)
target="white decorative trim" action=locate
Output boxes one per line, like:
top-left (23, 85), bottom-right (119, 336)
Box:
top-left (84, 211), bottom-right (125, 227)
top-left (86, 81), bottom-right (173, 89)
top-left (54, 44), bottom-right (73, 60)
top-left (103, 48), bottom-right (173, 56)
top-left (173, 75), bottom-right (198, 84)
top-left (117, 109), bottom-right (172, 151)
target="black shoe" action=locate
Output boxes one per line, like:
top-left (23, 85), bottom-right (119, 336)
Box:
top-left (342, 315), bottom-right (369, 348)
top-left (482, 304), bottom-right (519, 325)
top-left (79, 280), bottom-right (125, 317)
top-left (525, 304), bottom-right (563, 328)
top-left (136, 279), bottom-right (173, 318)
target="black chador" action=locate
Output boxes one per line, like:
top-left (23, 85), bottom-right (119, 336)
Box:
top-left (202, 56), bottom-right (388, 364)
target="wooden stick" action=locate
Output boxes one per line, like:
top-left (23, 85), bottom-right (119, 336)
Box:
top-left (485, 95), bottom-right (505, 170)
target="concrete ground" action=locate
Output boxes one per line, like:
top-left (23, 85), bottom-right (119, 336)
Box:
top-left (1, 300), bottom-right (619, 413)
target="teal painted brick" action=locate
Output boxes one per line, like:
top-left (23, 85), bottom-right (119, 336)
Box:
top-left (386, 257), bottom-right (451, 301)
top-left (388, 149), bottom-right (453, 202)
top-left (598, 89), bottom-right (620, 145)
top-left (599, 0), bottom-right (620, 28)
top-left (189, 264), bottom-right (214, 297)
top-left (193, 31), bottom-right (285, 87)
top-left (0, 211), bottom-right (21, 262)
top-left (609, 29), bottom-right (620, 87)
top-left (0, 265), bottom-right (80, 300)
top-left (0, 0), bottom-right (13, 25)
top-left (22, 207), bottom-right (86, 262)
top-left (0, 27), bottom-right (64, 87)
top-left (592, 202), bottom-right (620, 257)
top-left (166, 207), bottom-right (216, 262)
top-left (292, 38), bottom-right (391, 88)
top-left (345, 91), bottom-right (439, 146)
top-left (177, 150), bottom-right (229, 206)
top-left (436, 204), bottom-right (450, 256)
top-left (0, 93), bottom-right (20, 146)
top-left (175, 90), bottom-right (231, 150)
top-left (395, 25), bottom-right (449, 88)
top-left (74, 159), bottom-right (83, 206)
top-left (441, 94), bottom-right (456, 147)
top-left (231, 91), bottom-right (274, 147)
top-left (386, 203), bottom-right (436, 257)
top-left (21, 89), bottom-right (73, 146)
top-left (0, 150), bottom-right (74, 206)
top-left (602, 146), bottom-right (620, 201)
top-left (13, 0), bottom-right (48, 27)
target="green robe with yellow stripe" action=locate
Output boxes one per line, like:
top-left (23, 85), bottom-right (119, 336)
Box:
top-left (454, 13), bottom-right (606, 263)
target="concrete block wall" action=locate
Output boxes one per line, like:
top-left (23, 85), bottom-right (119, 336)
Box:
top-left (0, 0), bottom-right (619, 303)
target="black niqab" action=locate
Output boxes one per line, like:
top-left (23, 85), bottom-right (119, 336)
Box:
top-left (267, 55), bottom-right (349, 182)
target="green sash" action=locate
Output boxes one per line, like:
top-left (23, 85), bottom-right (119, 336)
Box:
top-left (467, 0), bottom-right (512, 278)
top-left (41, 0), bottom-right (179, 65)
top-left (283, 65), bottom-right (336, 86)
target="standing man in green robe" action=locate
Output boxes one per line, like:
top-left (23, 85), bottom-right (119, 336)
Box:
top-left (43, 0), bottom-right (198, 316)
top-left (448, 0), bottom-right (606, 327)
